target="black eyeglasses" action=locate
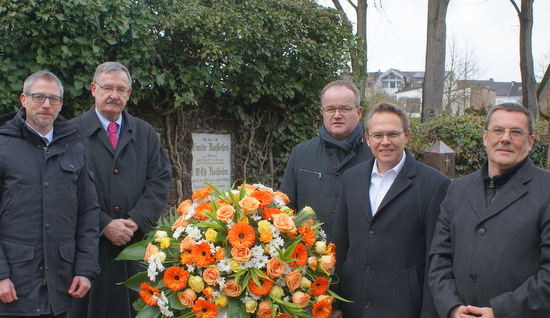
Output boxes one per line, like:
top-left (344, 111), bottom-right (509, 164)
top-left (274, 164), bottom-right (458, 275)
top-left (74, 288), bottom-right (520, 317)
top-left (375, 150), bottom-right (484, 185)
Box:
top-left (368, 131), bottom-right (404, 143)
top-left (26, 93), bottom-right (63, 105)
top-left (486, 128), bottom-right (530, 139)
top-left (321, 106), bottom-right (358, 115)
top-left (94, 82), bottom-right (131, 96)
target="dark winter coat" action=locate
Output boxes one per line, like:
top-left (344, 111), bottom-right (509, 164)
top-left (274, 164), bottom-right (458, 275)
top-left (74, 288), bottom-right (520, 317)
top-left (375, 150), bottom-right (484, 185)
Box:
top-left (429, 159), bottom-right (550, 318)
top-left (68, 107), bottom-right (172, 318)
top-left (332, 150), bottom-right (450, 318)
top-left (280, 131), bottom-right (372, 242)
top-left (0, 109), bottom-right (100, 316)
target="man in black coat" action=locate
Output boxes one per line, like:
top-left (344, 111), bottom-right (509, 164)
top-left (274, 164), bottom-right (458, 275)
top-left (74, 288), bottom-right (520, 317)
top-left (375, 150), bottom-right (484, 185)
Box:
top-left (429, 103), bottom-right (550, 318)
top-left (280, 80), bottom-right (372, 242)
top-left (332, 102), bottom-right (450, 317)
top-left (0, 71), bottom-right (100, 317)
top-left (68, 62), bottom-right (172, 318)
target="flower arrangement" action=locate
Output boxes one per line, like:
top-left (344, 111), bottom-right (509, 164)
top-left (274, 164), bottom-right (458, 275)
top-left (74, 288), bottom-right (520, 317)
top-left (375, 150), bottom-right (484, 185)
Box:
top-left (117, 182), bottom-right (343, 318)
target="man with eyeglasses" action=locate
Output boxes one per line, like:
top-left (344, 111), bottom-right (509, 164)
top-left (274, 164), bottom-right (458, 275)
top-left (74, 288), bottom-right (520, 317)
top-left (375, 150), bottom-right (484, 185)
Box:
top-left (280, 80), bottom-right (372, 242)
top-left (68, 62), bottom-right (172, 318)
top-left (0, 71), bottom-right (100, 317)
top-left (332, 102), bottom-right (450, 317)
top-left (429, 103), bottom-right (550, 318)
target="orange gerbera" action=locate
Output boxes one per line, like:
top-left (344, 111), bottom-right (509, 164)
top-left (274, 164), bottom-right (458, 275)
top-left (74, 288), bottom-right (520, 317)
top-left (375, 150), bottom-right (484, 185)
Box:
top-left (213, 247), bottom-right (225, 262)
top-left (194, 202), bottom-right (212, 221)
top-left (250, 191), bottom-right (273, 209)
top-left (310, 277), bottom-right (330, 296)
top-left (312, 296), bottom-right (333, 318)
top-left (290, 243), bottom-right (308, 268)
top-left (248, 273), bottom-right (274, 296)
top-left (227, 222), bottom-right (256, 248)
top-left (139, 282), bottom-right (159, 306)
top-left (164, 266), bottom-right (190, 291)
top-left (191, 242), bottom-right (215, 267)
top-left (298, 226), bottom-right (316, 247)
top-left (180, 251), bottom-right (193, 265)
top-left (192, 186), bottom-right (212, 201)
top-left (275, 314), bottom-right (293, 318)
top-left (191, 298), bottom-right (218, 318)
top-left (262, 208), bottom-right (283, 221)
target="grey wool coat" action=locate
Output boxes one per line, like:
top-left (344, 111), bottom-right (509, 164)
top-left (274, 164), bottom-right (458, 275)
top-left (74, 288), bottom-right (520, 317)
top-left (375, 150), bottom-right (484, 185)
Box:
top-left (0, 110), bottom-right (100, 316)
top-left (68, 107), bottom-right (172, 318)
top-left (429, 159), bottom-right (550, 318)
top-left (332, 149), bottom-right (450, 318)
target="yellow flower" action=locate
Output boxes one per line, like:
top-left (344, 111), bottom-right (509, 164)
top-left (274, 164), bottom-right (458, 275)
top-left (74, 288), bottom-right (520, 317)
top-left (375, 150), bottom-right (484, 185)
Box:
top-left (301, 206), bottom-right (315, 216)
top-left (259, 229), bottom-right (273, 243)
top-left (154, 230), bottom-right (168, 242)
top-left (188, 276), bottom-right (205, 293)
top-left (258, 220), bottom-right (270, 230)
top-left (160, 237), bottom-right (170, 249)
top-left (240, 216), bottom-right (249, 224)
top-left (281, 206), bottom-right (294, 215)
top-left (315, 241), bottom-right (327, 254)
top-left (269, 285), bottom-right (284, 299)
top-left (300, 277), bottom-right (312, 289)
top-left (245, 299), bottom-right (257, 313)
top-left (205, 228), bottom-right (218, 243)
top-left (157, 252), bottom-right (166, 263)
top-left (215, 295), bottom-right (228, 307)
top-left (230, 258), bottom-right (240, 272)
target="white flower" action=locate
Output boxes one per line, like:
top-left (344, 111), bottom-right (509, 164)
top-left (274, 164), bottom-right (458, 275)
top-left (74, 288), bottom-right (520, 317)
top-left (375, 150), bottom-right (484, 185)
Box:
top-left (147, 255), bottom-right (158, 281)
top-left (172, 226), bottom-right (185, 239)
top-left (154, 292), bottom-right (173, 317)
top-left (186, 264), bottom-right (195, 273)
top-left (317, 228), bottom-right (327, 241)
top-left (272, 197), bottom-right (285, 208)
top-left (217, 276), bottom-right (226, 289)
top-left (186, 226), bottom-right (202, 241)
top-left (251, 245), bottom-right (264, 257)
top-left (253, 254), bottom-right (269, 269)
top-left (186, 203), bottom-right (199, 220)
top-left (217, 258), bottom-right (232, 273)
top-left (251, 213), bottom-right (262, 222)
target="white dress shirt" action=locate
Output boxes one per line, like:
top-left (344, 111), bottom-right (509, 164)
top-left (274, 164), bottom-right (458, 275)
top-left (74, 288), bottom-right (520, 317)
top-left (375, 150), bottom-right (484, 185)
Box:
top-left (369, 150), bottom-right (407, 215)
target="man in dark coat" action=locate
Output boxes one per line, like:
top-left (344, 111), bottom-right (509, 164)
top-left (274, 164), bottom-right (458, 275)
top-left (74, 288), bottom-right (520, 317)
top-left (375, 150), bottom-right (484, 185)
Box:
top-left (68, 62), bottom-right (172, 318)
top-left (280, 80), bottom-right (372, 242)
top-left (429, 103), bottom-right (550, 318)
top-left (332, 102), bottom-right (450, 318)
top-left (0, 71), bottom-right (100, 317)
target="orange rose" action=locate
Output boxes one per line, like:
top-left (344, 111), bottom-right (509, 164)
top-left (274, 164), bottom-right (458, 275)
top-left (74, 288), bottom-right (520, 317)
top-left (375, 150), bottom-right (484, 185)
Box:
top-left (266, 258), bottom-right (286, 278)
top-left (285, 270), bottom-right (302, 291)
top-left (216, 205), bottom-right (235, 222)
top-left (258, 188), bottom-right (275, 198)
top-left (300, 218), bottom-right (315, 228)
top-left (214, 248), bottom-right (225, 262)
top-left (180, 236), bottom-right (196, 252)
top-left (171, 214), bottom-right (190, 230)
top-left (238, 183), bottom-right (257, 194)
top-left (275, 191), bottom-right (290, 204)
top-left (202, 286), bottom-right (214, 299)
top-left (177, 199), bottom-right (193, 215)
top-left (272, 213), bottom-right (297, 234)
top-left (177, 288), bottom-right (197, 307)
top-left (231, 246), bottom-right (252, 262)
top-left (257, 300), bottom-right (272, 318)
top-left (223, 279), bottom-right (243, 297)
top-left (180, 251), bottom-right (192, 265)
top-left (317, 295), bottom-right (333, 304)
top-left (144, 243), bottom-right (159, 261)
top-left (320, 254), bottom-right (336, 274)
top-left (239, 197), bottom-right (260, 214)
top-left (308, 256), bottom-right (318, 271)
top-left (203, 265), bottom-right (220, 286)
top-left (292, 291), bottom-right (311, 308)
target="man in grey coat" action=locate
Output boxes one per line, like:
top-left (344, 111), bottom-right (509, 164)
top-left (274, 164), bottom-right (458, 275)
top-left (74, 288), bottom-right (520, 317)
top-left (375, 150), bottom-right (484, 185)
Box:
top-left (429, 102), bottom-right (550, 318)
top-left (0, 71), bottom-right (100, 317)
top-left (68, 62), bottom-right (172, 318)
top-left (280, 80), bottom-right (372, 242)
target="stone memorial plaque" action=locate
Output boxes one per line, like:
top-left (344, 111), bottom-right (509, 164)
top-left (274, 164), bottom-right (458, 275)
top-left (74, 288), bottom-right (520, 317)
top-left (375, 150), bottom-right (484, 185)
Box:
top-left (192, 133), bottom-right (231, 192)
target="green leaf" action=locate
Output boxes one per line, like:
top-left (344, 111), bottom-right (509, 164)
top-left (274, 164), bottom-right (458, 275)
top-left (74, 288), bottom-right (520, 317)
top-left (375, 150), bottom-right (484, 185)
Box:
top-left (115, 240), bottom-right (149, 261)
top-left (118, 271), bottom-right (149, 292)
top-left (135, 305), bottom-right (160, 318)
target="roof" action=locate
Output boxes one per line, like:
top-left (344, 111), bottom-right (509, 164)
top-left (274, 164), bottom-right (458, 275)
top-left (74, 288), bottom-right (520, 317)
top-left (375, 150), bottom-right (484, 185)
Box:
top-left (458, 79), bottom-right (522, 97)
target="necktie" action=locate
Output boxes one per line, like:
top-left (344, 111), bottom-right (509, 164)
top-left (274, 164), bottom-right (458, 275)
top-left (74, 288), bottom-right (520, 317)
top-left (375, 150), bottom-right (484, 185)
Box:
top-left (108, 122), bottom-right (118, 149)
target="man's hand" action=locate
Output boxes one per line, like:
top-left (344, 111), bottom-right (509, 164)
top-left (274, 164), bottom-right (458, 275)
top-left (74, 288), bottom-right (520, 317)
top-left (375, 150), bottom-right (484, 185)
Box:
top-left (331, 309), bottom-right (342, 318)
top-left (68, 276), bottom-right (91, 298)
top-left (125, 217), bottom-right (139, 232)
top-left (0, 278), bottom-right (17, 303)
top-left (450, 305), bottom-right (495, 318)
top-left (103, 219), bottom-right (135, 246)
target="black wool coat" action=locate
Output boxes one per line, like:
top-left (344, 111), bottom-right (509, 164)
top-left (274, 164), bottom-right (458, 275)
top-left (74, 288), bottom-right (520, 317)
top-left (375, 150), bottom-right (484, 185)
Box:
top-left (68, 107), bottom-right (172, 318)
top-left (332, 149), bottom-right (450, 318)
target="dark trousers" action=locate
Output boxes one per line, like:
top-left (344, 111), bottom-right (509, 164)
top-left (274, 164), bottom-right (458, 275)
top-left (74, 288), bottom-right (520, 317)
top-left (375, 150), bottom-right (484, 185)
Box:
top-left (0, 312), bottom-right (67, 318)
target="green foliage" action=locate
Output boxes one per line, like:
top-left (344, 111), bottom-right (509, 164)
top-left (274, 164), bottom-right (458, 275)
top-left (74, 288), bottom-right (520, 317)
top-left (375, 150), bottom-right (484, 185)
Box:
top-left (408, 114), bottom-right (548, 177)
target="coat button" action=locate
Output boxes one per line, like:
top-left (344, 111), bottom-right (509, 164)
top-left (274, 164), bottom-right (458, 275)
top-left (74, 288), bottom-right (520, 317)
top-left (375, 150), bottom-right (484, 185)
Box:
top-left (365, 266), bottom-right (372, 274)
top-left (45, 224), bottom-right (50, 230)
top-left (477, 227), bottom-right (486, 236)
top-left (113, 169), bottom-right (119, 175)
top-left (468, 273), bottom-right (477, 282)
top-left (44, 182), bottom-right (50, 187)
top-left (368, 230), bottom-right (375, 238)
top-left (114, 206), bottom-right (120, 212)
top-left (365, 301), bottom-right (372, 309)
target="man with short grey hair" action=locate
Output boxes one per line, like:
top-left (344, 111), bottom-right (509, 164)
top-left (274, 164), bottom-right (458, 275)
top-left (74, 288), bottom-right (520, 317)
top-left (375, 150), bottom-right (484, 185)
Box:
top-left (69, 62), bottom-right (172, 318)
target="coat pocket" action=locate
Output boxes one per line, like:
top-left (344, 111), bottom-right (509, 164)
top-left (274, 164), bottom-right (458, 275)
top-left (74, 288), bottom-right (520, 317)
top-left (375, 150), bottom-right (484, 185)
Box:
top-left (57, 240), bottom-right (76, 294)
top-left (1, 239), bottom-right (35, 293)
top-left (407, 267), bottom-right (422, 314)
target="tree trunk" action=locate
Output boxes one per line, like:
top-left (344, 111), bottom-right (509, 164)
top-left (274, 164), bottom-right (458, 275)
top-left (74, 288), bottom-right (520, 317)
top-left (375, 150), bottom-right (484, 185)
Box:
top-left (514, 0), bottom-right (538, 121)
top-left (422, 0), bottom-right (449, 122)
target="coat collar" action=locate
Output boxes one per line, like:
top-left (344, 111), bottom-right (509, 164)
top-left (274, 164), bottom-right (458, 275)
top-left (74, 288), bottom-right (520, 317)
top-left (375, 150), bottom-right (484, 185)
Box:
top-left (81, 106), bottom-right (136, 155)
top-left (360, 148), bottom-right (416, 222)
top-left (467, 158), bottom-right (533, 221)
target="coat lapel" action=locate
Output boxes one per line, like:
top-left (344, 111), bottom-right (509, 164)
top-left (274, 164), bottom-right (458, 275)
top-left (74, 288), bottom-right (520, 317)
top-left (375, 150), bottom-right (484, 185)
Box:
top-left (81, 107), bottom-right (116, 156)
top-left (359, 159), bottom-right (375, 223)
top-left (115, 111), bottom-right (135, 155)
top-left (466, 172), bottom-right (487, 218)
